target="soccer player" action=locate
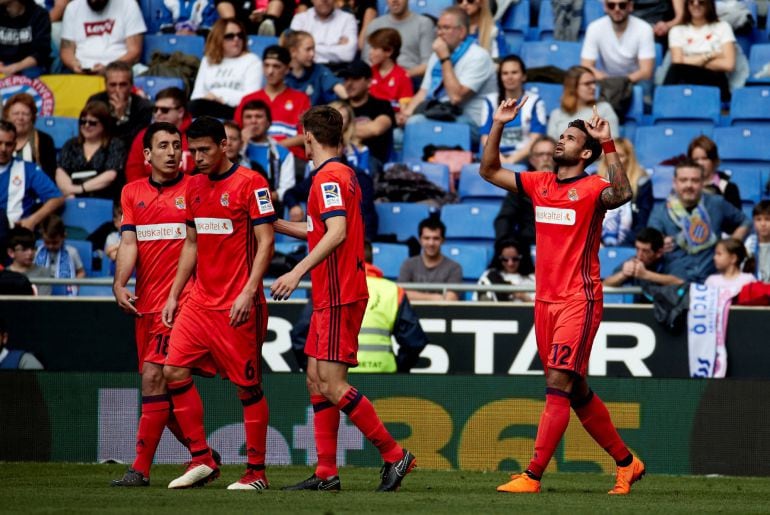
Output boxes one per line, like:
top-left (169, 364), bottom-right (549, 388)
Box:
top-left (271, 106), bottom-right (416, 492)
top-left (112, 122), bottom-right (200, 487)
top-left (161, 116), bottom-right (276, 490)
top-left (480, 100), bottom-right (645, 495)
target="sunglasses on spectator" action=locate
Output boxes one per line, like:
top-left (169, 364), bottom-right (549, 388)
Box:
top-left (457, 0), bottom-right (476, 4)
top-left (153, 105), bottom-right (179, 114)
top-left (79, 118), bottom-right (100, 127)
top-left (499, 255), bottom-right (522, 262)
top-left (223, 32), bottom-right (245, 41)
top-left (606, 2), bottom-right (628, 9)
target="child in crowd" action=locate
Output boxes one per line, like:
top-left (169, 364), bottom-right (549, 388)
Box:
top-left (367, 28), bottom-right (413, 113)
top-left (705, 238), bottom-right (755, 296)
top-left (35, 215), bottom-right (85, 296)
top-left (745, 200), bottom-right (770, 282)
top-left (284, 30), bottom-right (346, 105)
top-left (88, 204), bottom-right (123, 275)
top-left (5, 227), bottom-right (51, 295)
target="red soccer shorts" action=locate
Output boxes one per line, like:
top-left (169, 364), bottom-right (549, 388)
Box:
top-left (534, 299), bottom-right (603, 377)
top-left (305, 299), bottom-right (367, 366)
top-left (166, 302), bottom-right (268, 387)
top-left (134, 312), bottom-right (172, 372)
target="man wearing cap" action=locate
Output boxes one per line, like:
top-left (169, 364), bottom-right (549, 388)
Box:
top-left (235, 45), bottom-right (312, 162)
top-left (341, 60), bottom-right (396, 166)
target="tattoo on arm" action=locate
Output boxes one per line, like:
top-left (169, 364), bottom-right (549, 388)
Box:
top-left (600, 160), bottom-right (633, 209)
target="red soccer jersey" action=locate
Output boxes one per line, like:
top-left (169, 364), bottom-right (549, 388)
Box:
top-left (185, 164), bottom-right (277, 310)
top-left (516, 171), bottom-right (610, 302)
top-left (369, 63), bottom-right (414, 111)
top-left (234, 87), bottom-right (311, 160)
top-left (306, 158), bottom-right (369, 309)
top-left (120, 173), bottom-right (191, 313)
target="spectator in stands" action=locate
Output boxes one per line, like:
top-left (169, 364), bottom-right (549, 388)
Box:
top-left (88, 61), bottom-right (153, 148)
top-left (159, 0), bottom-right (218, 35)
top-left (401, 7), bottom-right (496, 141)
top-left (362, 0), bottom-right (435, 80)
top-left (0, 317), bottom-right (43, 369)
top-left (59, 0), bottom-right (146, 74)
top-left (215, 0), bottom-right (295, 36)
top-left (398, 217), bottom-right (463, 301)
top-left (482, 55), bottom-right (547, 165)
top-left (493, 135), bottom-right (555, 248)
top-left (745, 200), bottom-right (770, 282)
top-left (597, 137), bottom-right (653, 243)
top-left (35, 214), bottom-right (85, 295)
top-left (648, 159), bottom-right (751, 283)
top-left (0, 0), bottom-right (52, 77)
top-left (239, 99), bottom-right (296, 205)
top-left (663, 0), bottom-right (735, 102)
top-left (326, 0), bottom-right (377, 51)
top-left (290, 0), bottom-right (357, 67)
top-left (687, 134), bottom-right (741, 210)
top-left (474, 238), bottom-right (535, 302)
top-left (580, 0), bottom-right (656, 84)
top-left (456, 0), bottom-right (499, 59)
top-left (705, 237), bottom-right (755, 295)
top-left (632, 0), bottom-right (684, 41)
top-left (0, 120), bottom-right (63, 231)
top-left (339, 59), bottom-right (396, 166)
top-left (125, 87), bottom-right (193, 183)
top-left (284, 30), bottom-right (346, 105)
top-left (87, 202), bottom-right (121, 267)
top-left (189, 18), bottom-right (264, 120)
top-left (5, 226), bottom-right (51, 295)
top-left (603, 227), bottom-right (685, 291)
top-left (0, 267), bottom-right (33, 294)
top-left (547, 65), bottom-right (619, 141)
top-left (2, 93), bottom-right (56, 180)
top-left (329, 99), bottom-right (371, 173)
top-left (367, 28), bottom-right (414, 113)
top-left (235, 45), bottom-right (312, 162)
top-left (56, 100), bottom-right (125, 200)
top-left (223, 120), bottom-right (245, 164)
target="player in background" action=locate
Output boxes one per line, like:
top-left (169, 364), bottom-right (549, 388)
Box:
top-left (480, 100), bottom-right (645, 495)
top-left (112, 122), bottom-right (205, 487)
top-left (271, 106), bottom-right (416, 492)
top-left (161, 116), bottom-right (276, 490)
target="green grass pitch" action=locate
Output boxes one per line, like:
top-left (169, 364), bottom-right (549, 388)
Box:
top-left (4, 463), bottom-right (770, 514)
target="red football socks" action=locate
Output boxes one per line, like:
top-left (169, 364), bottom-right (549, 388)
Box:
top-left (572, 391), bottom-right (631, 465)
top-left (336, 387), bottom-right (403, 463)
top-left (166, 411), bottom-right (187, 449)
top-left (132, 394), bottom-right (171, 477)
top-left (312, 394), bottom-right (340, 478)
top-left (239, 388), bottom-right (269, 469)
top-left (527, 389), bottom-right (571, 478)
top-left (167, 378), bottom-right (214, 466)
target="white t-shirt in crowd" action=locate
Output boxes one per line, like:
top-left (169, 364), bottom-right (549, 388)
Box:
top-left (581, 15), bottom-right (656, 77)
top-left (705, 272), bottom-right (755, 297)
top-left (668, 20), bottom-right (736, 56)
top-left (290, 8), bottom-right (357, 64)
top-left (191, 53), bottom-right (264, 107)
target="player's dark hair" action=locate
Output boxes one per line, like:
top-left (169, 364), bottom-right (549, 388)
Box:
top-left (674, 158), bottom-right (704, 177)
top-left (566, 119), bottom-right (602, 167)
top-left (242, 99), bottom-right (272, 123)
top-left (418, 216), bottom-right (446, 239)
top-left (301, 106), bottom-right (343, 147)
top-left (40, 214), bottom-right (66, 238)
top-left (7, 226), bottom-right (35, 251)
top-left (717, 238), bottom-right (747, 267)
top-left (187, 116), bottom-right (226, 143)
top-left (491, 238), bottom-right (534, 275)
top-left (635, 227), bottom-right (664, 252)
top-left (143, 122), bottom-right (181, 150)
top-left (0, 120), bottom-right (16, 137)
top-left (364, 240), bottom-right (373, 264)
top-left (753, 200), bottom-right (770, 217)
top-left (155, 87), bottom-right (187, 110)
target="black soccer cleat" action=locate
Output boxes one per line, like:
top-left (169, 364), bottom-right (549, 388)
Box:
top-left (281, 474), bottom-right (341, 491)
top-left (111, 468), bottom-right (150, 487)
top-left (376, 450), bottom-right (416, 492)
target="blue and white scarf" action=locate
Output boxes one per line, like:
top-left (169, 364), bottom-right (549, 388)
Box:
top-left (35, 245), bottom-right (77, 296)
top-left (429, 38), bottom-right (473, 99)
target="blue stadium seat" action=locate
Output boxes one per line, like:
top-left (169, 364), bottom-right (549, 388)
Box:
top-left (723, 166), bottom-right (763, 205)
top-left (62, 198), bottom-right (114, 237)
top-left (747, 43), bottom-right (770, 84)
top-left (247, 35), bottom-right (279, 60)
top-left (441, 203), bottom-right (496, 240)
top-left (713, 126), bottom-right (770, 164)
top-left (275, 241), bottom-right (307, 256)
top-left (409, 0), bottom-right (453, 19)
top-left (500, 0), bottom-right (529, 55)
top-left (67, 239), bottom-right (93, 276)
top-left (134, 76), bottom-right (185, 100)
top-left (457, 163), bottom-right (507, 200)
top-left (650, 166), bottom-right (674, 200)
top-left (583, 0), bottom-right (604, 27)
top-left (444, 242), bottom-right (491, 281)
top-left (651, 85), bottom-right (721, 126)
top-left (372, 242), bottom-right (409, 279)
top-left (728, 87), bottom-right (770, 126)
top-left (77, 285), bottom-right (114, 297)
top-left (396, 160), bottom-right (451, 191)
top-left (521, 41), bottom-right (582, 69)
top-left (633, 125), bottom-right (713, 168)
top-left (375, 202), bottom-right (433, 241)
top-left (142, 34), bottom-right (205, 64)
top-left (599, 246), bottom-right (636, 279)
top-left (35, 116), bottom-right (78, 150)
top-left (139, 0), bottom-right (172, 34)
top-left (532, 0), bottom-right (555, 40)
top-left (526, 82), bottom-right (563, 114)
top-left (402, 121), bottom-right (471, 161)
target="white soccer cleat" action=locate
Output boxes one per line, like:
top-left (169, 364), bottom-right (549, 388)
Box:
top-left (168, 463), bottom-right (219, 489)
top-left (227, 469), bottom-right (269, 491)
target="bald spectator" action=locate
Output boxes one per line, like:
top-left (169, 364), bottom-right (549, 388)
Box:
top-left (289, 0), bottom-right (357, 67)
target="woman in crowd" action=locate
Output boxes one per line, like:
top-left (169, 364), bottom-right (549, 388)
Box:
top-left (284, 30), bottom-right (346, 105)
top-left (189, 18), bottom-right (263, 119)
top-left (664, 0), bottom-right (735, 102)
top-left (474, 238), bottom-right (535, 302)
top-left (688, 135), bottom-right (742, 209)
top-left (330, 99), bottom-right (371, 173)
top-left (547, 65), bottom-right (619, 141)
top-left (456, 0), bottom-right (500, 58)
top-left (55, 100), bottom-right (126, 200)
top-left (2, 93), bottom-right (56, 179)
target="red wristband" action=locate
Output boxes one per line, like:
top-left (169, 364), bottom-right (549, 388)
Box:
top-left (601, 140), bottom-right (616, 154)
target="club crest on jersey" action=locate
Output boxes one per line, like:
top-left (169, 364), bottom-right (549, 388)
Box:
top-left (255, 188), bottom-right (274, 214)
top-left (220, 192), bottom-right (230, 207)
top-left (175, 196), bottom-right (185, 210)
top-left (285, 100), bottom-right (294, 111)
top-left (11, 175), bottom-right (22, 186)
top-left (568, 188), bottom-right (579, 201)
top-left (321, 182), bottom-right (342, 208)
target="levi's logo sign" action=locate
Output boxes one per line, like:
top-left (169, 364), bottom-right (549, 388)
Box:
top-left (195, 217), bottom-right (234, 234)
top-left (84, 19), bottom-right (115, 36)
top-left (535, 206), bottom-right (576, 225)
top-left (136, 223), bottom-right (186, 241)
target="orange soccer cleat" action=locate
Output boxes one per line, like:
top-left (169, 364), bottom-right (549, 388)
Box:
top-left (496, 473), bottom-right (541, 493)
top-left (608, 456), bottom-right (646, 495)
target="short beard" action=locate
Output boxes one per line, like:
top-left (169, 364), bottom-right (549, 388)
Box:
top-left (553, 153), bottom-right (580, 167)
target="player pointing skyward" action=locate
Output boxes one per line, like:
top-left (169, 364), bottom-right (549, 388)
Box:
top-left (480, 100), bottom-right (645, 495)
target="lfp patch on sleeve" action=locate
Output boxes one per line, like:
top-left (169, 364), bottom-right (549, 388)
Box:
top-left (321, 182), bottom-right (343, 208)
top-left (255, 188), bottom-right (275, 214)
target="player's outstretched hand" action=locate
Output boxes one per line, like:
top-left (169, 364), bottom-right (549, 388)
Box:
top-left (114, 286), bottom-right (140, 316)
top-left (585, 104), bottom-right (612, 142)
top-left (230, 291), bottom-right (253, 327)
top-left (162, 297), bottom-right (178, 328)
top-left (493, 97), bottom-right (528, 126)
top-left (270, 270), bottom-right (300, 301)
